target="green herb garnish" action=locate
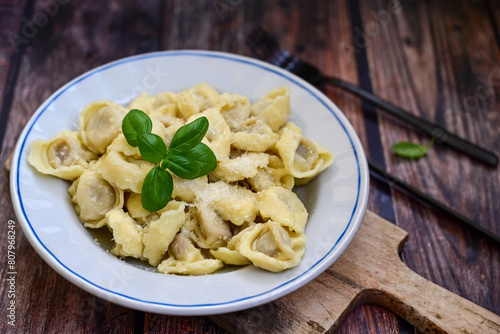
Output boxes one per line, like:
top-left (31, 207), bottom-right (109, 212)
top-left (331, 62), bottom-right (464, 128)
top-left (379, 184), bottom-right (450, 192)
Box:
top-left (392, 140), bottom-right (433, 159)
top-left (122, 109), bottom-right (217, 211)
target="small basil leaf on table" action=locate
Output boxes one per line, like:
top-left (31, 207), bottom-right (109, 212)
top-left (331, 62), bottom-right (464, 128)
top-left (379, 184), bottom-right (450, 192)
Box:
top-left (392, 141), bottom-right (429, 159)
top-left (141, 166), bottom-right (173, 212)
top-left (169, 116), bottom-right (209, 152)
top-left (137, 133), bottom-right (168, 164)
top-left (166, 143), bottom-right (217, 179)
top-left (122, 109), bottom-right (153, 147)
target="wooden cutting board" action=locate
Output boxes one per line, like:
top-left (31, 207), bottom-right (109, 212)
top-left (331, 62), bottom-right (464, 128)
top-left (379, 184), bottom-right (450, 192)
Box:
top-left (209, 211), bottom-right (500, 334)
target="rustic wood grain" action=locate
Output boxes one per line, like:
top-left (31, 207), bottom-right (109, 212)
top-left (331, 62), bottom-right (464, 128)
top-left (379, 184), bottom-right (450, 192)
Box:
top-left (0, 2), bottom-right (34, 333)
top-left (0, 0), bottom-right (499, 333)
top-left (486, 0), bottom-right (500, 46)
top-left (0, 1), bottom-right (28, 103)
top-left (210, 211), bottom-right (500, 334)
top-left (359, 0), bottom-right (500, 315)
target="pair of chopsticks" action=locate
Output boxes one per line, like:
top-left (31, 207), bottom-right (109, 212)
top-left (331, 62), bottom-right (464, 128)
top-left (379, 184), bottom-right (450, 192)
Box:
top-left (246, 27), bottom-right (500, 245)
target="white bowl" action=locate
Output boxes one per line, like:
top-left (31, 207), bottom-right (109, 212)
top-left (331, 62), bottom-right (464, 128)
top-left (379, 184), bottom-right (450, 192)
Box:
top-left (10, 50), bottom-right (369, 315)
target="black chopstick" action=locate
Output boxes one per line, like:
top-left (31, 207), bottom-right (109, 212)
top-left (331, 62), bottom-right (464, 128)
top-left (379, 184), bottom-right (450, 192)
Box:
top-left (368, 161), bottom-right (500, 245)
top-left (322, 77), bottom-right (499, 168)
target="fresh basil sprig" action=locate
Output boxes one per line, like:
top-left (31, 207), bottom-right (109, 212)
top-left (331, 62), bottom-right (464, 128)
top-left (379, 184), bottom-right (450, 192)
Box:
top-left (122, 109), bottom-right (217, 211)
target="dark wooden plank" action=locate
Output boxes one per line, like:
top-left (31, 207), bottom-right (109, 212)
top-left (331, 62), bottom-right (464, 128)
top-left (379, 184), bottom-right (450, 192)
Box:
top-left (0, 0), bottom-right (163, 332)
top-left (0, 2), bottom-right (33, 334)
top-left (144, 314), bottom-right (226, 334)
top-left (360, 0), bottom-right (500, 316)
top-left (320, 0), bottom-right (409, 332)
top-left (0, 0), bottom-right (31, 155)
top-left (0, 1), bottom-right (28, 100)
top-left (485, 0), bottom-right (500, 49)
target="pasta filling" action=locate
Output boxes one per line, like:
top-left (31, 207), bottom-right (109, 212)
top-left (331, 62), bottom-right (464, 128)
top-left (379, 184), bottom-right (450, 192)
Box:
top-left (47, 139), bottom-right (74, 168)
top-left (76, 173), bottom-right (117, 221)
top-left (84, 105), bottom-right (126, 153)
top-left (254, 223), bottom-right (294, 260)
top-left (294, 139), bottom-right (319, 172)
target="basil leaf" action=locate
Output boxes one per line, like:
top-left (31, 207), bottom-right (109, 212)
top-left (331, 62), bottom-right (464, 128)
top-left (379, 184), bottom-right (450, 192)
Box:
top-left (141, 166), bottom-right (173, 212)
top-left (166, 142), bottom-right (217, 179)
top-left (122, 109), bottom-right (152, 147)
top-left (169, 116), bottom-right (209, 152)
top-left (137, 133), bottom-right (168, 163)
top-left (393, 142), bottom-right (429, 159)
top-left (187, 142), bottom-right (218, 175)
top-left (165, 155), bottom-right (202, 179)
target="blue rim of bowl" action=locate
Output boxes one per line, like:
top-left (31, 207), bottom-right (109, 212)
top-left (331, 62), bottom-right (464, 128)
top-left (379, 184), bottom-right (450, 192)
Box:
top-left (13, 50), bottom-right (366, 312)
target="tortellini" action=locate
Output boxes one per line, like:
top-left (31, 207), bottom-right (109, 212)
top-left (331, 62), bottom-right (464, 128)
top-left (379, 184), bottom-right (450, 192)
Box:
top-left (212, 152), bottom-right (269, 182)
top-left (232, 117), bottom-right (279, 152)
top-left (235, 220), bottom-right (307, 272)
top-left (258, 186), bottom-right (308, 234)
top-left (217, 92), bottom-right (251, 131)
top-left (200, 181), bottom-right (259, 226)
top-left (187, 108), bottom-right (232, 160)
top-left (28, 130), bottom-right (97, 180)
top-left (177, 83), bottom-right (220, 119)
top-left (128, 91), bottom-right (179, 117)
top-left (27, 83), bottom-right (334, 275)
top-left (158, 231), bottom-right (224, 275)
top-left (79, 100), bottom-right (128, 154)
top-left (183, 204), bottom-right (232, 249)
top-left (247, 155), bottom-right (295, 192)
top-left (93, 150), bottom-right (155, 193)
top-left (106, 208), bottom-right (144, 258)
top-left (142, 200), bottom-right (186, 266)
top-left (68, 171), bottom-right (124, 228)
top-left (250, 86), bottom-right (291, 131)
top-left (276, 122), bottom-right (334, 183)
top-left (209, 228), bottom-right (252, 266)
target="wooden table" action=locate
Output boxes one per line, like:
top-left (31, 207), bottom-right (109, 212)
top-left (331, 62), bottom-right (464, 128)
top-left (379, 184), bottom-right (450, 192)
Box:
top-left (1, 1), bottom-right (499, 333)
